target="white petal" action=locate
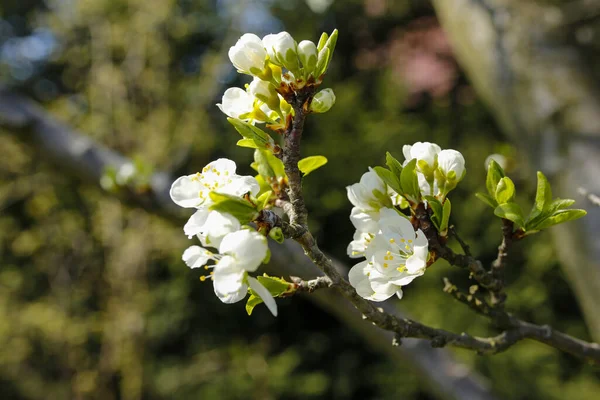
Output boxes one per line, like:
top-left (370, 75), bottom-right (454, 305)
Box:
top-left (202, 211), bottom-right (241, 248)
top-left (348, 261), bottom-right (375, 299)
top-left (212, 257), bottom-right (247, 304)
top-left (349, 207), bottom-right (379, 232)
top-left (248, 276), bottom-right (278, 317)
top-left (402, 145), bottom-right (412, 164)
top-left (182, 245), bottom-right (212, 269)
top-left (170, 174), bottom-right (204, 208)
top-left (405, 247), bottom-right (428, 274)
top-left (183, 208), bottom-right (210, 239)
top-left (221, 175), bottom-right (260, 197)
top-left (218, 88), bottom-right (254, 119)
top-left (378, 208), bottom-right (414, 240)
top-left (218, 230), bottom-right (268, 272)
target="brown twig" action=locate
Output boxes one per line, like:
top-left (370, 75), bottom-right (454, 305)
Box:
top-left (489, 219), bottom-right (514, 308)
top-left (290, 276), bottom-right (333, 293)
top-left (276, 86), bottom-right (600, 365)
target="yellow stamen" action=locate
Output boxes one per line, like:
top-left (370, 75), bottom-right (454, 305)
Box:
top-left (383, 263), bottom-right (389, 268)
top-left (389, 238), bottom-right (395, 244)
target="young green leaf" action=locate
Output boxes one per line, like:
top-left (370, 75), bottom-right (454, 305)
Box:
top-left (228, 118), bottom-right (276, 150)
top-left (373, 166), bottom-right (402, 194)
top-left (400, 158), bottom-right (421, 201)
top-left (236, 138), bottom-right (259, 149)
top-left (424, 196), bottom-right (443, 231)
top-left (486, 159), bottom-right (506, 198)
top-left (245, 294), bottom-right (262, 315)
top-left (256, 190), bottom-right (273, 211)
top-left (209, 192), bottom-right (258, 224)
top-left (528, 171), bottom-right (553, 221)
top-left (532, 209), bottom-right (587, 230)
top-left (495, 176), bottom-right (516, 204)
top-left (494, 202), bottom-right (525, 228)
top-left (257, 275), bottom-right (292, 296)
top-left (475, 192), bottom-right (497, 208)
top-left (385, 152), bottom-right (403, 177)
top-left (298, 155), bottom-right (328, 176)
top-left (440, 198), bottom-right (451, 234)
top-left (254, 149), bottom-right (286, 180)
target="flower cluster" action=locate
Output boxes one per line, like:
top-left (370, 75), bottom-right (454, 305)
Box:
top-left (402, 142), bottom-right (466, 200)
top-left (219, 30), bottom-right (338, 129)
top-left (170, 158), bottom-right (277, 316)
top-left (346, 169), bottom-right (429, 301)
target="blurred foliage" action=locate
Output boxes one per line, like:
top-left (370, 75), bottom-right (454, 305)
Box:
top-left (1, 0), bottom-right (599, 399)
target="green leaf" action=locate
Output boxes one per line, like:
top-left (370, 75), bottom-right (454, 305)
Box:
top-left (256, 190), bottom-right (273, 211)
top-left (486, 159), bottom-right (505, 198)
top-left (494, 203), bottom-right (525, 228)
top-left (257, 275), bottom-right (292, 296)
top-left (440, 198), bottom-right (452, 234)
top-left (533, 209), bottom-right (587, 230)
top-left (475, 192), bottom-right (497, 208)
top-left (254, 149), bottom-right (286, 180)
top-left (385, 152), bottom-right (403, 177)
top-left (495, 177), bottom-right (516, 204)
top-left (236, 138), bottom-right (259, 149)
top-left (298, 155), bottom-right (328, 176)
top-left (316, 32), bottom-right (328, 52)
top-left (424, 196), bottom-right (443, 230)
top-left (209, 192), bottom-right (258, 224)
top-left (400, 158), bottom-right (420, 200)
top-left (246, 294), bottom-right (263, 315)
top-left (228, 118), bottom-right (275, 150)
top-left (315, 47), bottom-right (330, 77)
top-left (373, 166), bottom-right (402, 194)
top-left (528, 171), bottom-right (553, 221)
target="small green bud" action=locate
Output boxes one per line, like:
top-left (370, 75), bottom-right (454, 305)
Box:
top-left (310, 88), bottom-right (336, 113)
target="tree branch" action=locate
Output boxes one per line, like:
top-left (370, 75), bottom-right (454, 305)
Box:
top-left (0, 87), bottom-right (500, 400)
top-left (279, 87), bottom-right (600, 365)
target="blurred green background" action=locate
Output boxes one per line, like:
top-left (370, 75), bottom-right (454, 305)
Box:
top-left (1, 0), bottom-right (599, 399)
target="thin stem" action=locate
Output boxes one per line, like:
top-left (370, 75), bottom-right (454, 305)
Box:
top-left (489, 219), bottom-right (513, 308)
top-left (276, 89), bottom-right (600, 364)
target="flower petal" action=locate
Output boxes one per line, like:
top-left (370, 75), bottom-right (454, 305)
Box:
top-left (182, 245), bottom-right (213, 269)
top-left (212, 257), bottom-right (248, 304)
top-left (170, 174), bottom-right (204, 208)
top-left (248, 276), bottom-right (278, 317)
top-left (183, 208), bottom-right (210, 239)
top-left (218, 230), bottom-right (268, 272)
top-left (348, 260), bottom-right (375, 299)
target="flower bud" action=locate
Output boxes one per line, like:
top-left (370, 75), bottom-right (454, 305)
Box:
top-left (217, 88), bottom-right (254, 120)
top-left (437, 149), bottom-right (466, 182)
top-left (228, 34), bottom-right (267, 75)
top-left (262, 31), bottom-right (299, 71)
top-left (298, 40), bottom-right (318, 74)
top-left (402, 142), bottom-right (441, 169)
top-left (248, 77), bottom-right (279, 110)
top-left (310, 88), bottom-right (336, 113)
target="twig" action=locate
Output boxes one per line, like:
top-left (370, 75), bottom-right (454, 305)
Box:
top-left (290, 276), bottom-right (333, 293)
top-left (489, 219), bottom-right (513, 308)
top-left (449, 225), bottom-right (472, 256)
top-left (277, 86), bottom-right (600, 365)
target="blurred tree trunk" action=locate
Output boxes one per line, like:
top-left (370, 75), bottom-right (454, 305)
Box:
top-left (433, 0), bottom-right (600, 340)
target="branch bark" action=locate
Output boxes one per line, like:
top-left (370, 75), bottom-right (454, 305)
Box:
top-left (278, 87), bottom-right (600, 366)
top-left (0, 88), bottom-right (500, 400)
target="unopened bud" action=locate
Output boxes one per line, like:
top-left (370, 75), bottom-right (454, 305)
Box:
top-left (310, 88), bottom-right (336, 113)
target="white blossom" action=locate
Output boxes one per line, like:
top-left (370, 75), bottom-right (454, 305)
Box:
top-left (228, 33), bottom-right (267, 75)
top-left (346, 168), bottom-right (387, 212)
top-left (437, 149), bottom-right (466, 182)
top-left (170, 158), bottom-right (259, 209)
top-left (183, 229), bottom-right (277, 316)
top-left (217, 88), bottom-right (255, 121)
top-left (348, 208), bottom-right (429, 302)
top-left (184, 209), bottom-right (240, 247)
top-left (298, 40), bottom-right (318, 72)
top-left (402, 142), bottom-right (441, 169)
top-left (262, 31), bottom-right (299, 70)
